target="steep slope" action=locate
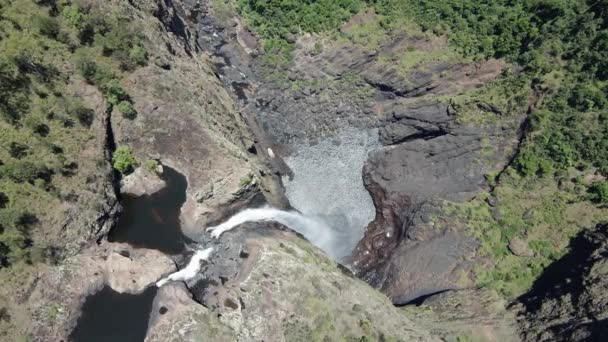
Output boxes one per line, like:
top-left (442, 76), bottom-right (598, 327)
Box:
top-left (514, 223), bottom-right (608, 341)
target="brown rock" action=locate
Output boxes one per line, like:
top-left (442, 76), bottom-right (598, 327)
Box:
top-left (106, 246), bottom-right (176, 293)
top-left (120, 167), bottom-right (166, 197)
top-left (509, 237), bottom-right (534, 257)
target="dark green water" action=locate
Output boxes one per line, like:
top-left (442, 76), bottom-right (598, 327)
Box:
top-left (108, 166), bottom-right (193, 254)
top-left (69, 285), bottom-right (158, 342)
top-left (72, 166), bottom-right (191, 341)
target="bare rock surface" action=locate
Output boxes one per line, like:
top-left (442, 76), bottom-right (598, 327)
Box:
top-left (509, 237), bottom-right (534, 257)
top-left (120, 166), bottom-right (166, 197)
top-left (146, 283), bottom-right (234, 342)
top-left (380, 229), bottom-right (478, 303)
top-left (106, 246), bottom-right (175, 293)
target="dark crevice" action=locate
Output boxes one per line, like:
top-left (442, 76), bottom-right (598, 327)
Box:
top-left (386, 128), bottom-right (449, 146)
top-left (490, 111), bottom-right (532, 191)
top-left (394, 289), bottom-right (451, 307)
top-left (94, 106), bottom-right (121, 242)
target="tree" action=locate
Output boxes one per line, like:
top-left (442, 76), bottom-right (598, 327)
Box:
top-left (112, 146), bottom-right (137, 174)
top-left (590, 181), bottom-right (608, 205)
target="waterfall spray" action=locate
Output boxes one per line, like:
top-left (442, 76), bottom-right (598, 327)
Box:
top-left (206, 206), bottom-right (346, 259)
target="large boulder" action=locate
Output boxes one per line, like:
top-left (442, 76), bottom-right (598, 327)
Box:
top-left (120, 166), bottom-right (166, 197)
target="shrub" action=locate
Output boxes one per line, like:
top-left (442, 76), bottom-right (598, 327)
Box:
top-left (516, 151), bottom-right (540, 177)
top-left (589, 181), bottom-right (608, 205)
top-left (0, 192), bottom-right (8, 209)
top-left (117, 100), bottom-right (137, 119)
top-left (112, 146), bottom-right (136, 174)
top-left (74, 55), bottom-right (97, 83)
top-left (70, 105), bottom-right (94, 127)
top-left (34, 15), bottom-right (60, 39)
top-left (239, 174), bottom-right (253, 187)
top-left (129, 45), bottom-right (148, 66)
top-left (0, 161), bottom-right (50, 184)
top-left (144, 159), bottom-right (159, 173)
top-left (61, 5), bottom-right (85, 28)
top-left (103, 79), bottom-right (128, 105)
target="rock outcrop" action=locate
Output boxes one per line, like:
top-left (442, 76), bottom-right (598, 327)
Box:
top-left (405, 288), bottom-right (520, 342)
top-left (108, 0), bottom-right (289, 241)
top-left (513, 223), bottom-right (608, 342)
top-left (120, 166), bottom-right (166, 197)
top-left (150, 222), bottom-right (440, 341)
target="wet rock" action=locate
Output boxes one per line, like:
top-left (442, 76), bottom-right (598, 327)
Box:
top-left (508, 237), bottom-right (534, 257)
top-left (120, 167), bottom-right (166, 197)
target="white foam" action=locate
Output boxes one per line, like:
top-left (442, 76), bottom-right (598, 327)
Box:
top-left (156, 247), bottom-right (213, 287)
top-left (206, 207), bottom-right (342, 258)
top-left (283, 128), bottom-right (379, 258)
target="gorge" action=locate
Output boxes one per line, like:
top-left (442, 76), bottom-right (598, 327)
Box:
top-left (0, 0), bottom-right (607, 342)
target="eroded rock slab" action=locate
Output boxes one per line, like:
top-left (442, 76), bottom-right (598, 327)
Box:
top-left (172, 222), bottom-right (441, 341)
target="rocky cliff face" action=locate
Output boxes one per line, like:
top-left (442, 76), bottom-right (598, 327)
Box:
top-left (183, 2), bottom-right (525, 305)
top-left (110, 0), bottom-right (289, 238)
top-left (513, 223), bottom-right (608, 341)
top-left (148, 222), bottom-right (441, 341)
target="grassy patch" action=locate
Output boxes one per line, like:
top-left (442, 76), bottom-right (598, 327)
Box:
top-left (0, 0), bottom-right (147, 268)
top-left (441, 170), bottom-right (607, 298)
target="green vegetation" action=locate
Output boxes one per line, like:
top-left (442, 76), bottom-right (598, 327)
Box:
top-left (112, 146), bottom-right (137, 174)
top-left (0, 0), bottom-right (147, 269)
top-left (144, 159), bottom-right (159, 173)
top-left (238, 173), bottom-right (253, 187)
top-left (441, 170), bottom-right (606, 297)
top-left (590, 181), bottom-right (608, 205)
top-left (233, 0), bottom-right (364, 82)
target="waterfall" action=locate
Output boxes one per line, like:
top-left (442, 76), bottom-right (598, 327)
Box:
top-left (206, 206), bottom-right (345, 259)
top-left (156, 247), bottom-right (214, 287)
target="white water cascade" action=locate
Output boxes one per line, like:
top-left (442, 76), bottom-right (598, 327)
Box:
top-left (156, 247), bottom-right (214, 287)
top-left (206, 206), bottom-right (345, 259)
